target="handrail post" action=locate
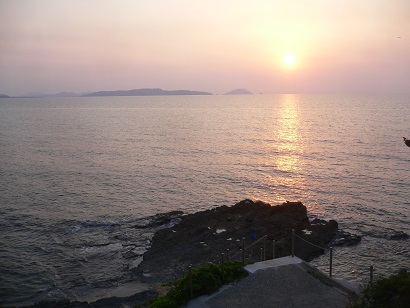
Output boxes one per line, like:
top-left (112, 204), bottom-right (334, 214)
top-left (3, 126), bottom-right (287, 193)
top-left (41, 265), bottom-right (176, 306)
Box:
top-left (189, 265), bottom-right (193, 299)
top-left (272, 240), bottom-right (276, 259)
top-left (260, 247), bottom-right (263, 261)
top-left (241, 237), bottom-right (245, 264)
top-left (263, 236), bottom-right (266, 261)
top-left (291, 229), bottom-right (295, 257)
top-left (226, 249), bottom-right (230, 261)
top-left (221, 253), bottom-right (225, 282)
top-left (329, 247), bottom-right (333, 277)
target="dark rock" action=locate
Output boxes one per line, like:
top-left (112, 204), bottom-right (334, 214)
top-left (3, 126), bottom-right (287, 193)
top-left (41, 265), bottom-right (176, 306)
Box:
top-left (132, 211), bottom-right (183, 229)
top-left (389, 231), bottom-right (409, 240)
top-left (331, 230), bottom-right (362, 246)
top-left (89, 289), bottom-right (158, 307)
top-left (29, 299), bottom-right (86, 308)
top-left (136, 200), bottom-right (339, 283)
top-left (27, 290), bottom-right (158, 308)
top-left (123, 251), bottom-right (139, 259)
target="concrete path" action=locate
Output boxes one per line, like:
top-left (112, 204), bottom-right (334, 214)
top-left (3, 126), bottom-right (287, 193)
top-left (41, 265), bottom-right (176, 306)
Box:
top-left (186, 256), bottom-right (360, 308)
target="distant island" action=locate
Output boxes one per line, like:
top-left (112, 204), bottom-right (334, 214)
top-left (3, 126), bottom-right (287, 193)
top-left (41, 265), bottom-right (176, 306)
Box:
top-left (2, 88), bottom-right (258, 98)
top-left (84, 88), bottom-right (213, 97)
top-left (14, 91), bottom-right (89, 98)
top-left (225, 88), bottom-right (253, 95)
top-left (46, 91), bottom-right (85, 97)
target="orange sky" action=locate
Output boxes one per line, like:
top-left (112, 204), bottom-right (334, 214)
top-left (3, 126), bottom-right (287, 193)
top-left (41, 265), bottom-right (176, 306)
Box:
top-left (0, 0), bottom-right (409, 96)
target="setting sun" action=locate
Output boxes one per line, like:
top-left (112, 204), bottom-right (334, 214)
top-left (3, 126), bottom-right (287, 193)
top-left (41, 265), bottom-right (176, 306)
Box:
top-left (284, 54), bottom-right (296, 67)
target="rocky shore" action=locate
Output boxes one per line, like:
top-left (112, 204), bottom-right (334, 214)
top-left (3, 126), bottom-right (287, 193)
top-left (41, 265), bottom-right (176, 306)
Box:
top-left (135, 199), bottom-right (360, 283)
top-left (27, 290), bottom-right (158, 308)
top-left (29, 199), bottom-right (362, 307)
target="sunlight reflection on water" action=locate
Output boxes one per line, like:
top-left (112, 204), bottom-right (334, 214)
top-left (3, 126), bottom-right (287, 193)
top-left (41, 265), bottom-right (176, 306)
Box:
top-left (274, 94), bottom-right (301, 172)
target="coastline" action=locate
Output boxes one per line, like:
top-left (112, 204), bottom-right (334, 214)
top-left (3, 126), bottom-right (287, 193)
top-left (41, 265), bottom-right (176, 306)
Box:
top-left (23, 199), bottom-right (361, 307)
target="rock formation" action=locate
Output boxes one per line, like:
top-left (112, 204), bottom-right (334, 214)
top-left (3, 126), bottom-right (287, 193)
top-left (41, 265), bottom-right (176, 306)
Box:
top-left (135, 200), bottom-right (354, 283)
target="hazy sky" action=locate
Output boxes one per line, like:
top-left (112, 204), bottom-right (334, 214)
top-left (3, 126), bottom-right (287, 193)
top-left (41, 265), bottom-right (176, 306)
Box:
top-left (1, 0), bottom-right (409, 96)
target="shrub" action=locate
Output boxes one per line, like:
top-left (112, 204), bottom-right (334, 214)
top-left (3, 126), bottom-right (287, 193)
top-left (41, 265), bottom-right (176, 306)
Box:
top-left (139, 261), bottom-right (247, 307)
top-left (354, 271), bottom-right (410, 308)
top-left (148, 296), bottom-right (178, 308)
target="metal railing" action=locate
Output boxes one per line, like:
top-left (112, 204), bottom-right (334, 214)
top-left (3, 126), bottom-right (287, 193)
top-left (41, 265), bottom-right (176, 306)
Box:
top-left (209, 229), bottom-right (340, 278)
top-left (149, 227), bottom-right (376, 299)
top-left (222, 233), bottom-right (294, 264)
top-left (181, 228), bottom-right (381, 299)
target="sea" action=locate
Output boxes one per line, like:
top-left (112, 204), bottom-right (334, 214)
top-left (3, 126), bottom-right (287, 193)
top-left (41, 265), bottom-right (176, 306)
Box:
top-left (0, 94), bottom-right (409, 306)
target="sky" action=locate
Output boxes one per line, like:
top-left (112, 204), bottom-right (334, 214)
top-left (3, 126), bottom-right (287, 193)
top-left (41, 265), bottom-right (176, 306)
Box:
top-left (0, 0), bottom-right (409, 96)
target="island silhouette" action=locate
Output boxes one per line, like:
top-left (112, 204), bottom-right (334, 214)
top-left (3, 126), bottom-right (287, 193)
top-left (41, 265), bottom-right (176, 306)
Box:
top-left (84, 88), bottom-right (213, 97)
top-left (225, 88), bottom-right (253, 94)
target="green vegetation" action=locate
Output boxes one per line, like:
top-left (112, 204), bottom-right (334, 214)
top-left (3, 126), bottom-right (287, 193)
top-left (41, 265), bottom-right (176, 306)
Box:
top-left (138, 261), bottom-right (248, 308)
top-left (354, 271), bottom-right (410, 308)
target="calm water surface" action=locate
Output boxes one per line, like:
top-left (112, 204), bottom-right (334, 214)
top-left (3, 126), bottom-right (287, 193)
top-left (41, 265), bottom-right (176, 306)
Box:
top-left (0, 94), bottom-right (409, 305)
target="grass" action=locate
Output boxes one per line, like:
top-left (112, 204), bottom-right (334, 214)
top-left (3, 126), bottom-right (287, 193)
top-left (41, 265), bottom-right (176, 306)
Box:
top-left (137, 261), bottom-right (248, 308)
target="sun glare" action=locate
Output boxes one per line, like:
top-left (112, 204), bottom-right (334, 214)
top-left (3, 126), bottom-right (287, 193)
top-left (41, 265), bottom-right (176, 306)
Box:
top-left (284, 54), bottom-right (296, 67)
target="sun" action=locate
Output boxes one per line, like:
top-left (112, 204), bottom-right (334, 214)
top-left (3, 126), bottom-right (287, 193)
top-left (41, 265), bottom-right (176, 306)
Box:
top-left (283, 53), bottom-right (296, 67)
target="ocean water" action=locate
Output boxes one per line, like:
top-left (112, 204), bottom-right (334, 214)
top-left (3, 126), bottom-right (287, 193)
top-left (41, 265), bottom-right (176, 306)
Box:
top-left (0, 94), bottom-right (409, 306)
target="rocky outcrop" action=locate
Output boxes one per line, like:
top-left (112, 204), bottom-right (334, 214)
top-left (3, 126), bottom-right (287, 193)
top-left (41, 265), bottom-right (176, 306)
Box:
top-left (135, 200), bottom-right (348, 283)
top-left (389, 230), bottom-right (409, 240)
top-left (330, 229), bottom-right (362, 246)
top-left (28, 290), bottom-right (158, 308)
